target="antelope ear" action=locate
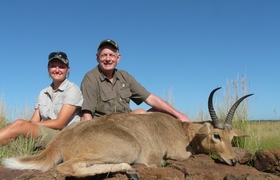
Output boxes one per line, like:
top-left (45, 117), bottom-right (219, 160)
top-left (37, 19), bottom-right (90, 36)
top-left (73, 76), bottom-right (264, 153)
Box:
top-left (231, 128), bottom-right (250, 137)
top-left (196, 123), bottom-right (213, 136)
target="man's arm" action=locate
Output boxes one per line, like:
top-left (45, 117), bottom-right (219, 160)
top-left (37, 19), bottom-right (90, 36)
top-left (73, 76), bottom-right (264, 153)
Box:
top-left (144, 94), bottom-right (191, 122)
top-left (80, 71), bottom-right (98, 121)
top-left (81, 110), bottom-right (93, 121)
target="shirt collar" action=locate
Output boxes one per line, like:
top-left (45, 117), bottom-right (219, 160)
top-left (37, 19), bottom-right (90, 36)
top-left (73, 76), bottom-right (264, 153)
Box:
top-left (97, 66), bottom-right (120, 82)
top-left (50, 78), bottom-right (68, 92)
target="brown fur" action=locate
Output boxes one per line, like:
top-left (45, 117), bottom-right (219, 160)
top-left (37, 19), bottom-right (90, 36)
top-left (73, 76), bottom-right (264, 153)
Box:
top-left (3, 112), bottom-right (248, 177)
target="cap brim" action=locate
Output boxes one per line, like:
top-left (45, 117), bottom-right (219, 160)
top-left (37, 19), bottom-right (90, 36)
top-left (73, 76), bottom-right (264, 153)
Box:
top-left (98, 42), bottom-right (119, 50)
top-left (48, 57), bottom-right (68, 64)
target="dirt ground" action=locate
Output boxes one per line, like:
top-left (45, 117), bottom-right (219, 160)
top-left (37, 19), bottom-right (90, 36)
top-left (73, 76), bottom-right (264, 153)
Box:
top-left (0, 154), bottom-right (279, 180)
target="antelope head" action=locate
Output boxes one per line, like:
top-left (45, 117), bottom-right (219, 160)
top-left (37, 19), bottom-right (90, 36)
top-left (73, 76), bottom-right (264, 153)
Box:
top-left (191, 87), bottom-right (253, 166)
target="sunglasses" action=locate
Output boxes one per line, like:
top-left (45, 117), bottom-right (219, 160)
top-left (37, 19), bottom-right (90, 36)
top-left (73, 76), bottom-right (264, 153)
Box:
top-left (48, 52), bottom-right (68, 61)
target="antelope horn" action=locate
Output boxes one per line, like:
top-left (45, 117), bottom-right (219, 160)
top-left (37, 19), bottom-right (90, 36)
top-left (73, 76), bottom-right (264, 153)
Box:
top-left (208, 87), bottom-right (224, 129)
top-left (224, 93), bottom-right (254, 130)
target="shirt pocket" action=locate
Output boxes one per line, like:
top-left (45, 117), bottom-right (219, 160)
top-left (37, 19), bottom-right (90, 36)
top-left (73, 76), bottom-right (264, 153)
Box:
top-left (38, 101), bottom-right (49, 120)
top-left (99, 90), bottom-right (116, 113)
top-left (119, 87), bottom-right (132, 104)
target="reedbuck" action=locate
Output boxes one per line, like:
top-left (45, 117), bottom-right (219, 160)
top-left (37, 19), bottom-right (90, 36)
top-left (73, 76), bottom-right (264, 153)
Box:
top-left (3, 87), bottom-right (253, 179)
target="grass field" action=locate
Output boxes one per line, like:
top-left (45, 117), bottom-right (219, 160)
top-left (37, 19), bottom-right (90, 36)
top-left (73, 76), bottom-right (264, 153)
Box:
top-left (245, 120), bottom-right (280, 152)
top-left (0, 100), bottom-right (279, 160)
top-left (192, 76), bottom-right (279, 154)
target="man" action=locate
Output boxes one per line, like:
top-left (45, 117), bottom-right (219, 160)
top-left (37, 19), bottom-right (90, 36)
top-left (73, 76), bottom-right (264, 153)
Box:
top-left (80, 39), bottom-right (190, 122)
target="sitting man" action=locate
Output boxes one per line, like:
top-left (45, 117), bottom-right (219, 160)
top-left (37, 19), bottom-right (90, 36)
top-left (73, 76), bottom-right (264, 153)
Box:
top-left (80, 39), bottom-right (190, 122)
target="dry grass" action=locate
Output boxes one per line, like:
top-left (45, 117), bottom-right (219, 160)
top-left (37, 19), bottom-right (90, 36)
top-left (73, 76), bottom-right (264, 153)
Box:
top-left (192, 74), bottom-right (279, 153)
top-left (193, 75), bottom-right (252, 147)
top-left (0, 96), bottom-right (6, 129)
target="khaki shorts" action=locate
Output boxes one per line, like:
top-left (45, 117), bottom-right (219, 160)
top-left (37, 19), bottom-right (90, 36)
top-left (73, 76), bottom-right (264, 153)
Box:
top-left (37, 125), bottom-right (61, 147)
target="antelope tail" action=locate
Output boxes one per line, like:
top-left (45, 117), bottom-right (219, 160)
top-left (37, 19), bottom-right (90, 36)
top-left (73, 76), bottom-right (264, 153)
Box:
top-left (2, 144), bottom-right (61, 172)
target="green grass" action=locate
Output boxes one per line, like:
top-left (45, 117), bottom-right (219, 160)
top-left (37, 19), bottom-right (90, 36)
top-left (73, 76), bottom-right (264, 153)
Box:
top-left (245, 120), bottom-right (280, 152)
top-left (0, 98), bottom-right (40, 160)
top-left (0, 135), bottom-right (40, 159)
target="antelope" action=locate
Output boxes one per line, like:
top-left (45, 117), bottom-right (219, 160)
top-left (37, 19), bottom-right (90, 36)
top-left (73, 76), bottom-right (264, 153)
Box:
top-left (2, 87), bottom-right (253, 179)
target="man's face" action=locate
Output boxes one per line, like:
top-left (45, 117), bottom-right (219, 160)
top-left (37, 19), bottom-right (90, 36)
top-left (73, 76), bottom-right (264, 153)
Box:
top-left (96, 46), bottom-right (120, 73)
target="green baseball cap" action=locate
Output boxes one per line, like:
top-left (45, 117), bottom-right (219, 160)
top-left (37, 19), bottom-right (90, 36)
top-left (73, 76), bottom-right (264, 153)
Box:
top-left (48, 51), bottom-right (69, 65)
top-left (97, 39), bottom-right (119, 51)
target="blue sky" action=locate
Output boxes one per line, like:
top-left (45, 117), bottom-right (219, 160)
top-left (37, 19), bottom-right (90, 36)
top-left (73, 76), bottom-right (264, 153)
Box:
top-left (0, 1), bottom-right (279, 120)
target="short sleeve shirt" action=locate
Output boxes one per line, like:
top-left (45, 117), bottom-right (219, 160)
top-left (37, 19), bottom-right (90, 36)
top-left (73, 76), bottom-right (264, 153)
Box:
top-left (81, 66), bottom-right (151, 118)
top-left (35, 79), bottom-right (83, 125)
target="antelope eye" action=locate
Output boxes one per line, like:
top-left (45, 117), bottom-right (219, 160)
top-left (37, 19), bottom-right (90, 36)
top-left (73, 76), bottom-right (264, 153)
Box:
top-left (214, 133), bottom-right (221, 140)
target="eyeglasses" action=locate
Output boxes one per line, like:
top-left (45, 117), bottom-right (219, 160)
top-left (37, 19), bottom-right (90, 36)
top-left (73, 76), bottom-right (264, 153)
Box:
top-left (48, 52), bottom-right (68, 61)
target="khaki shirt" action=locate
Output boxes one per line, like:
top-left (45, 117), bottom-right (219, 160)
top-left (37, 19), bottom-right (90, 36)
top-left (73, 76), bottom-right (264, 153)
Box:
top-left (81, 66), bottom-right (150, 118)
top-left (35, 79), bottom-right (83, 125)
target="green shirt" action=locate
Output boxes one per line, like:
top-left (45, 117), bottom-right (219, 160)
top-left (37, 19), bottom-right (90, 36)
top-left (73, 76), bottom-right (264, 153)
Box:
top-left (81, 66), bottom-right (150, 118)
